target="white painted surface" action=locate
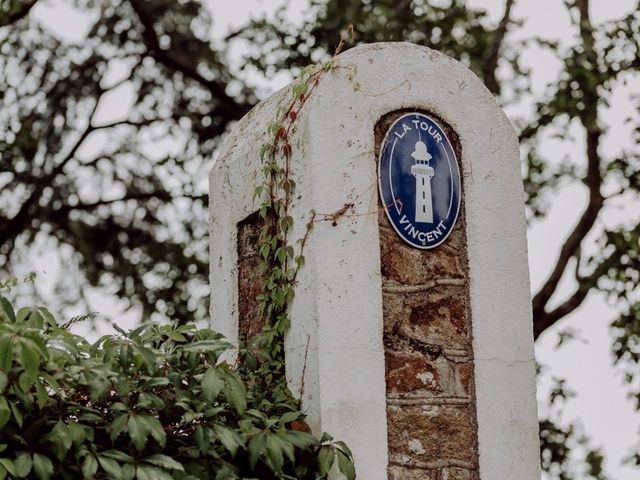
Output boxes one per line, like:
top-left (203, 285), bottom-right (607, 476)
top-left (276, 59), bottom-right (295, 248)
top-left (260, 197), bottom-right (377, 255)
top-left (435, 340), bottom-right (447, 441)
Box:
top-left (210, 42), bottom-right (540, 479)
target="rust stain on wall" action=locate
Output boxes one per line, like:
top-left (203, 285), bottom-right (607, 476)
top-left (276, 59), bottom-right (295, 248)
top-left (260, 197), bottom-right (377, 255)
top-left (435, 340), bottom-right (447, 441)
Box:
top-left (376, 111), bottom-right (480, 480)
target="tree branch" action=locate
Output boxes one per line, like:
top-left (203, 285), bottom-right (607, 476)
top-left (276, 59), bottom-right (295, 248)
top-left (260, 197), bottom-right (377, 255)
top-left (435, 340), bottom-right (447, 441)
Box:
top-left (54, 191), bottom-right (171, 214)
top-left (481, 0), bottom-right (515, 94)
top-left (0, 98), bottom-right (100, 244)
top-left (127, 0), bottom-right (249, 120)
top-left (532, 0), bottom-right (604, 338)
top-left (0, 0), bottom-right (38, 27)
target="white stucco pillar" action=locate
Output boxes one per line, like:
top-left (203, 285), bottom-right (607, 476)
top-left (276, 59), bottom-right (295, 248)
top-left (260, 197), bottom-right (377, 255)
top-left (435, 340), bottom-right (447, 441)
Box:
top-left (209, 42), bottom-right (540, 480)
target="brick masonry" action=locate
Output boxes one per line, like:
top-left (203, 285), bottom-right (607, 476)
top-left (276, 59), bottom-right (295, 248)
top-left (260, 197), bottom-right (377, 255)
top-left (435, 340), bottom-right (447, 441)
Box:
top-left (237, 211), bottom-right (264, 341)
top-left (376, 111), bottom-right (480, 480)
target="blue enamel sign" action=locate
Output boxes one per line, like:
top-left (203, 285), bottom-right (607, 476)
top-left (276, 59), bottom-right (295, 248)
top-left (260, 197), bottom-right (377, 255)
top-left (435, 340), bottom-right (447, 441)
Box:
top-left (378, 113), bottom-right (461, 249)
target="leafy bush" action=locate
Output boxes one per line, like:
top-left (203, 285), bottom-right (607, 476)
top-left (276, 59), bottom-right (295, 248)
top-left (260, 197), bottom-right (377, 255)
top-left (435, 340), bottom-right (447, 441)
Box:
top-left (0, 284), bottom-right (354, 479)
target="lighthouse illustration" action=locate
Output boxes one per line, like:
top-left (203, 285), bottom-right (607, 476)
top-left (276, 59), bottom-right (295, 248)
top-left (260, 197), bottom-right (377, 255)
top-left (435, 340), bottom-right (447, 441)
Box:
top-left (410, 140), bottom-right (435, 223)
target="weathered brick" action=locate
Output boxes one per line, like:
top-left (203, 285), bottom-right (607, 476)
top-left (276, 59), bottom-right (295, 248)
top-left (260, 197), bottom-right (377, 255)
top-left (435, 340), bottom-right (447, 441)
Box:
top-left (399, 288), bottom-right (470, 349)
top-left (386, 404), bottom-right (477, 465)
top-left (237, 213), bottom-right (264, 341)
top-left (442, 467), bottom-right (475, 480)
top-left (385, 348), bottom-right (442, 395)
top-left (379, 231), bottom-right (465, 285)
top-left (388, 465), bottom-right (438, 480)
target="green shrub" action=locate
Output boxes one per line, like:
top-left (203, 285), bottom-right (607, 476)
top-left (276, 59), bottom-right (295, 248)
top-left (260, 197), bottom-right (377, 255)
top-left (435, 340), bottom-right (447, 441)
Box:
top-left (0, 284), bottom-right (354, 479)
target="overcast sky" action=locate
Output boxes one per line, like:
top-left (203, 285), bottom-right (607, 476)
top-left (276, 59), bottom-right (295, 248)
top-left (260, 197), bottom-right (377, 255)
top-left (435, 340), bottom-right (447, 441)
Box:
top-left (26, 0), bottom-right (640, 478)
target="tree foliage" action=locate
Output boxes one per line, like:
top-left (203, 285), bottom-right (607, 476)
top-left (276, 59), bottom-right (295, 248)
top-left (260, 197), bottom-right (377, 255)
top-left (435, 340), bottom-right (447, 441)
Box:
top-left (1, 0), bottom-right (251, 322)
top-left (0, 278), bottom-right (354, 479)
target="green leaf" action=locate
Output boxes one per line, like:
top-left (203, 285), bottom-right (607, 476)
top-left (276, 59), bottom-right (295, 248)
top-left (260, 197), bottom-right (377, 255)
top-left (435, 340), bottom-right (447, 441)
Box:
top-left (265, 434), bottom-right (284, 472)
top-left (133, 346), bottom-right (157, 373)
top-left (0, 298), bottom-right (15, 322)
top-left (334, 440), bottom-right (353, 458)
top-left (336, 450), bottom-right (356, 480)
top-left (318, 446), bottom-right (335, 476)
top-left (67, 421), bottom-right (86, 446)
top-left (213, 425), bottom-right (242, 456)
top-left (0, 336), bottom-right (12, 372)
top-left (18, 339), bottom-right (41, 377)
top-left (0, 458), bottom-right (16, 477)
top-left (201, 368), bottom-right (224, 402)
top-left (0, 397), bottom-right (11, 429)
top-left (14, 452), bottom-right (31, 478)
top-left (138, 414), bottom-right (166, 448)
top-left (36, 307), bottom-right (56, 327)
top-left (100, 450), bottom-right (134, 463)
top-left (248, 432), bottom-right (267, 469)
top-left (81, 455), bottom-right (97, 479)
top-left (122, 463), bottom-right (136, 480)
top-left (108, 413), bottom-right (128, 442)
top-left (279, 411), bottom-right (301, 425)
top-left (142, 454), bottom-right (184, 471)
top-left (48, 422), bottom-right (72, 460)
top-left (32, 453), bottom-right (53, 480)
top-left (136, 465), bottom-right (172, 480)
top-left (144, 377), bottom-right (169, 388)
top-left (283, 430), bottom-right (316, 449)
top-left (98, 455), bottom-right (123, 478)
top-left (223, 373), bottom-right (247, 414)
top-left (9, 401), bottom-right (23, 428)
top-left (35, 381), bottom-right (49, 409)
top-left (136, 392), bottom-right (164, 410)
top-left (126, 415), bottom-right (148, 451)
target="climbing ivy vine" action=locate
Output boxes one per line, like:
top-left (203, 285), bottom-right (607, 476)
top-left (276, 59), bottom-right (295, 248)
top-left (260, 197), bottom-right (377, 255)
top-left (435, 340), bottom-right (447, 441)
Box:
top-left (245, 30), bottom-right (358, 381)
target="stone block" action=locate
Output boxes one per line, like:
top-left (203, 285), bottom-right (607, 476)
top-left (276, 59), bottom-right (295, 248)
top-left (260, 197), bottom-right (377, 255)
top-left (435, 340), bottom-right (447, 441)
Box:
top-left (385, 348), bottom-right (442, 395)
top-left (400, 288), bottom-right (470, 348)
top-left (386, 404), bottom-right (477, 465)
top-left (388, 465), bottom-right (438, 480)
top-left (442, 467), bottom-right (475, 480)
top-left (380, 230), bottom-right (465, 285)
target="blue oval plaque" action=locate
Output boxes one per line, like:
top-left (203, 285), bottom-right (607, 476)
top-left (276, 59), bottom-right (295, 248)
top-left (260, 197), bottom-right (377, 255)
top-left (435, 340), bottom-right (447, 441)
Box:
top-left (378, 113), bottom-right (461, 249)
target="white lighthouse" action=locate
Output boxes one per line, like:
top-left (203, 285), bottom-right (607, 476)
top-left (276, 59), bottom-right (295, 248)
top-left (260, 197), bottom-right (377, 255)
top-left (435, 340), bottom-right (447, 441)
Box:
top-left (410, 140), bottom-right (435, 223)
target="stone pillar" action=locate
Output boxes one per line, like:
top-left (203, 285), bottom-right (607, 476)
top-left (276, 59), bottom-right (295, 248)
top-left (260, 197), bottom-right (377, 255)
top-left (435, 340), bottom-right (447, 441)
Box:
top-left (209, 42), bottom-right (540, 480)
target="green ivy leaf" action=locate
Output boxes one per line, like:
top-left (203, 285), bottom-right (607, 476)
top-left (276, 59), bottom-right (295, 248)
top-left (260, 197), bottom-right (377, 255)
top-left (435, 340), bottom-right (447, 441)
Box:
top-left (98, 455), bottom-right (122, 478)
top-left (14, 452), bottom-right (31, 478)
top-left (0, 336), bottom-right (12, 373)
top-left (48, 422), bottom-right (73, 461)
top-left (138, 414), bottom-right (166, 448)
top-left (135, 465), bottom-right (172, 480)
top-left (223, 373), bottom-right (247, 415)
top-left (0, 397), bottom-right (11, 429)
top-left (100, 450), bottom-right (134, 463)
top-left (18, 339), bottom-right (41, 377)
top-left (32, 453), bottom-right (53, 480)
top-left (336, 450), bottom-right (356, 480)
top-left (265, 433), bottom-right (285, 473)
top-left (108, 413), bottom-right (128, 442)
top-left (0, 298), bottom-right (15, 322)
top-left (248, 432), bottom-right (267, 469)
top-left (126, 415), bottom-right (148, 451)
top-left (213, 425), bottom-right (242, 456)
top-left (318, 446), bottom-right (335, 476)
top-left (81, 455), bottom-right (97, 479)
top-left (142, 454), bottom-right (184, 471)
top-left (0, 458), bottom-right (16, 477)
top-left (201, 368), bottom-right (225, 403)
top-left (9, 401), bottom-right (23, 428)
